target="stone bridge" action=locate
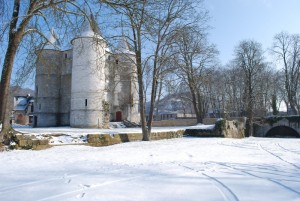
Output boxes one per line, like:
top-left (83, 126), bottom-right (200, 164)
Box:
top-left (253, 116), bottom-right (300, 138)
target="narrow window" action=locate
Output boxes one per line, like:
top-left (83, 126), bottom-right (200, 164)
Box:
top-left (65, 53), bottom-right (67, 59)
top-left (116, 59), bottom-right (119, 64)
top-left (39, 104), bottom-right (41, 110)
top-left (31, 105), bottom-right (34, 112)
top-left (36, 86), bottom-right (38, 96)
top-left (85, 99), bottom-right (87, 107)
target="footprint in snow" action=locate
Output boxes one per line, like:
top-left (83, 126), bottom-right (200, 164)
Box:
top-left (76, 193), bottom-right (85, 199)
top-left (186, 153), bottom-right (193, 158)
top-left (65, 179), bottom-right (71, 184)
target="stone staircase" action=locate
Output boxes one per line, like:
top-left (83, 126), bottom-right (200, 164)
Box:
top-left (122, 120), bottom-right (140, 128)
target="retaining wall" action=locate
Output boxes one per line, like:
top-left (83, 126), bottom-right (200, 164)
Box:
top-left (152, 119), bottom-right (197, 127)
top-left (88, 130), bottom-right (185, 147)
top-left (12, 134), bottom-right (51, 150)
top-left (185, 119), bottom-right (245, 138)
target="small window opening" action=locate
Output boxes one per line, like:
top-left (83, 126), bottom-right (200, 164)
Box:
top-left (85, 99), bottom-right (87, 107)
top-left (65, 53), bottom-right (67, 59)
top-left (116, 59), bottom-right (119, 64)
top-left (39, 104), bottom-right (41, 110)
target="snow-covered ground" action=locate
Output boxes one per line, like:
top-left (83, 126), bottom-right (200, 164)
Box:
top-left (1, 137), bottom-right (300, 201)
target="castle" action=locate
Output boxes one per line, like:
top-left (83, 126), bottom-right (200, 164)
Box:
top-left (34, 18), bottom-right (140, 128)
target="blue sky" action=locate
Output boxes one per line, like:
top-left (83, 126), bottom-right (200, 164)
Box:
top-left (203, 0), bottom-right (300, 65)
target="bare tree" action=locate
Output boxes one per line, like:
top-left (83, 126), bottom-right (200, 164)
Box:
top-left (172, 26), bottom-right (218, 123)
top-left (100, 0), bottom-right (209, 140)
top-left (0, 0), bottom-right (96, 144)
top-left (234, 40), bottom-right (266, 136)
top-left (272, 32), bottom-right (300, 115)
top-left (99, 0), bottom-right (150, 140)
top-left (221, 63), bottom-right (245, 117)
top-left (145, 0), bottom-right (204, 135)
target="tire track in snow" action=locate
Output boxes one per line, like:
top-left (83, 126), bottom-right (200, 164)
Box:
top-left (214, 162), bottom-right (300, 196)
top-left (176, 163), bottom-right (239, 201)
top-left (276, 143), bottom-right (300, 156)
top-left (258, 143), bottom-right (300, 170)
top-left (36, 176), bottom-right (142, 201)
top-left (217, 141), bottom-right (258, 150)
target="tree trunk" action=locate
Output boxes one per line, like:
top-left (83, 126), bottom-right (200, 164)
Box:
top-left (189, 85), bottom-right (202, 123)
top-left (136, 49), bottom-right (150, 141)
top-left (146, 54), bottom-right (159, 138)
top-left (0, 0), bottom-right (23, 144)
top-left (0, 36), bottom-right (21, 144)
top-left (196, 92), bottom-right (203, 123)
top-left (155, 80), bottom-right (163, 117)
top-left (247, 79), bottom-right (254, 137)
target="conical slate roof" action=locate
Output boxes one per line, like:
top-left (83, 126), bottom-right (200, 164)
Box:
top-left (43, 28), bottom-right (61, 50)
top-left (116, 35), bottom-right (135, 55)
top-left (79, 15), bottom-right (103, 40)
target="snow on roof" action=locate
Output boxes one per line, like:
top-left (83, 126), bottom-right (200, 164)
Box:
top-left (13, 96), bottom-right (33, 111)
top-left (43, 28), bottom-right (61, 50)
top-left (115, 35), bottom-right (135, 55)
top-left (78, 16), bottom-right (104, 40)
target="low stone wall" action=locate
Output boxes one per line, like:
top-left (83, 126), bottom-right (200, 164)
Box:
top-left (12, 134), bottom-right (51, 150)
top-left (185, 128), bottom-right (222, 137)
top-left (88, 130), bottom-right (184, 147)
top-left (152, 119), bottom-right (197, 127)
top-left (185, 119), bottom-right (245, 138)
top-left (224, 119), bottom-right (245, 138)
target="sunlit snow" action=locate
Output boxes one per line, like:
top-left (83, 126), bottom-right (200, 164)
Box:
top-left (1, 137), bottom-right (300, 201)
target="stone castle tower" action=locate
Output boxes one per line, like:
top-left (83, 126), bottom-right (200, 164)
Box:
top-left (34, 18), bottom-right (139, 128)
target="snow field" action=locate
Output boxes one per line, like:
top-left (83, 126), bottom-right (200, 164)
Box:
top-left (0, 137), bottom-right (300, 200)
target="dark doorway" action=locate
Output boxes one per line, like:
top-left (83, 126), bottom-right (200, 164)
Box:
top-left (265, 126), bottom-right (300, 138)
top-left (116, 111), bottom-right (122, 122)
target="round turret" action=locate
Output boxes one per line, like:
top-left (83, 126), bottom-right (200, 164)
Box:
top-left (70, 17), bottom-right (108, 128)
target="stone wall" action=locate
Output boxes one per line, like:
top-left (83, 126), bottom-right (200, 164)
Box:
top-left (253, 116), bottom-right (300, 137)
top-left (185, 119), bottom-right (245, 138)
top-left (224, 119), bottom-right (245, 138)
top-left (12, 134), bottom-right (50, 150)
top-left (185, 128), bottom-right (222, 137)
top-left (152, 119), bottom-right (197, 127)
top-left (9, 130), bottom-right (184, 150)
top-left (88, 130), bottom-right (184, 147)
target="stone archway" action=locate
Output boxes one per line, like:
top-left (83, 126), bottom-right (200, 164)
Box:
top-left (265, 126), bottom-right (300, 138)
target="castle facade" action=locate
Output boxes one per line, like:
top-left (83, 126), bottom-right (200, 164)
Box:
top-left (34, 19), bottom-right (139, 128)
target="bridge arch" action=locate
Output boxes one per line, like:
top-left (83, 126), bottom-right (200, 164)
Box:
top-left (265, 126), bottom-right (300, 138)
